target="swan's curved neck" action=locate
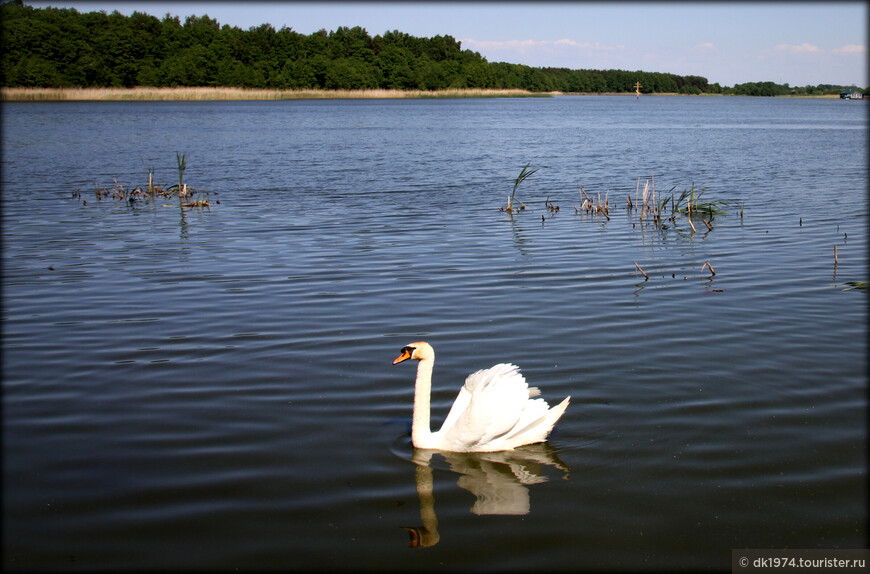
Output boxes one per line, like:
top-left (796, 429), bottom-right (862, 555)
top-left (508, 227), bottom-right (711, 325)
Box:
top-left (411, 356), bottom-right (435, 447)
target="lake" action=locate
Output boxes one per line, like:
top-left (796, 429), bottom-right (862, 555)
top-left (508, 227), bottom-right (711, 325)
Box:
top-left (2, 95), bottom-right (866, 570)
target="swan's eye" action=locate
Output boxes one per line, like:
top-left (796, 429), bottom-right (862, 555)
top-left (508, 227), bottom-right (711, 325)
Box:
top-left (401, 345), bottom-right (416, 355)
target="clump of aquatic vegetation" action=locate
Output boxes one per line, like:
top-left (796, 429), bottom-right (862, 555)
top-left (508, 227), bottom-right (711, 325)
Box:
top-left (575, 186), bottom-right (610, 220)
top-left (625, 174), bottom-right (737, 232)
top-left (70, 153), bottom-right (214, 208)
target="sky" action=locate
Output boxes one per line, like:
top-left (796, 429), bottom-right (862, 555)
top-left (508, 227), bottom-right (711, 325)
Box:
top-left (29, 1), bottom-right (868, 87)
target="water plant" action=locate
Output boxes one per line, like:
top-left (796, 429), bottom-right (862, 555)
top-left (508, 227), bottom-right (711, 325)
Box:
top-left (142, 159), bottom-right (155, 194)
top-left (671, 182), bottom-right (743, 230)
top-left (672, 183), bottom-right (734, 218)
top-left (175, 152), bottom-right (188, 197)
top-left (843, 281), bottom-right (868, 292)
top-left (504, 162), bottom-right (539, 214)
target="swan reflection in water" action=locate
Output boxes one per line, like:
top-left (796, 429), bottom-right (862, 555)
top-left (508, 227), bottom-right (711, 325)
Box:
top-left (402, 444), bottom-right (570, 548)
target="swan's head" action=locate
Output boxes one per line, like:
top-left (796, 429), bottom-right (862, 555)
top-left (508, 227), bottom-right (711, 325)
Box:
top-left (392, 341), bottom-right (434, 364)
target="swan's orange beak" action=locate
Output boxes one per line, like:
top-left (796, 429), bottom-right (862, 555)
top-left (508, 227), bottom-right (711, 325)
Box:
top-left (392, 348), bottom-right (412, 364)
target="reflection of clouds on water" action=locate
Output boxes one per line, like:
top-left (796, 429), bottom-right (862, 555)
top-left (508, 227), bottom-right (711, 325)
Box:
top-left (402, 445), bottom-right (570, 548)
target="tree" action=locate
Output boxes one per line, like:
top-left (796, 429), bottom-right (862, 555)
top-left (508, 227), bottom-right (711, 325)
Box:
top-left (7, 2), bottom-right (816, 95)
top-left (418, 58), bottom-right (447, 90)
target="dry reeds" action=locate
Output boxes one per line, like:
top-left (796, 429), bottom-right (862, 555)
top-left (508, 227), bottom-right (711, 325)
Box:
top-left (2, 87), bottom-right (543, 102)
top-left (634, 262), bottom-right (649, 280)
top-left (576, 186), bottom-right (609, 219)
top-left (632, 173), bottom-right (669, 225)
top-left (544, 195), bottom-right (560, 216)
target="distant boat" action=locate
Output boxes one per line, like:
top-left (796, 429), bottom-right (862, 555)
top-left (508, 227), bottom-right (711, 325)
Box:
top-left (839, 90), bottom-right (864, 100)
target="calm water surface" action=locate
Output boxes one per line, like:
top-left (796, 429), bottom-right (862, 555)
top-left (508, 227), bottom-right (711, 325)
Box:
top-left (2, 96), bottom-right (867, 570)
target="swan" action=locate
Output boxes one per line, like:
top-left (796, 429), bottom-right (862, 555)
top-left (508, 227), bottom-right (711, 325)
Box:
top-left (392, 341), bottom-right (570, 452)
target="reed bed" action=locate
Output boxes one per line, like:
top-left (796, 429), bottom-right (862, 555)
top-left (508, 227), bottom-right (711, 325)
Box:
top-left (498, 168), bottom-right (739, 286)
top-left (2, 87), bottom-right (544, 102)
top-left (625, 174), bottom-right (734, 234)
top-left (498, 167), bottom-right (733, 240)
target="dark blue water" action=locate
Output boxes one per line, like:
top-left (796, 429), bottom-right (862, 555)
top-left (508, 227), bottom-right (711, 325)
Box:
top-left (2, 96), bottom-right (866, 570)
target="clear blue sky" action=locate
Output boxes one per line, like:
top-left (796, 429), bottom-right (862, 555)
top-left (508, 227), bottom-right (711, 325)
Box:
top-left (30, 1), bottom-right (868, 87)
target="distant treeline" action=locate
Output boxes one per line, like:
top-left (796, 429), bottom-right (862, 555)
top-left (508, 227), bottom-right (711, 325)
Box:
top-left (0, 1), bottom-right (862, 96)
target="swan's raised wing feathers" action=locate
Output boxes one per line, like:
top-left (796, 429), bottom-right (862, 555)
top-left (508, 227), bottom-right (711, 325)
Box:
top-left (440, 363), bottom-right (558, 451)
top-left (437, 385), bottom-right (472, 439)
top-left (503, 396), bottom-right (550, 440)
top-left (464, 364), bottom-right (530, 447)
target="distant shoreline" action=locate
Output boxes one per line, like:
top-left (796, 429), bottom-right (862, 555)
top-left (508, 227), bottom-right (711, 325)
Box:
top-left (0, 86), bottom-right (841, 102)
top-left (1, 87), bottom-right (549, 101)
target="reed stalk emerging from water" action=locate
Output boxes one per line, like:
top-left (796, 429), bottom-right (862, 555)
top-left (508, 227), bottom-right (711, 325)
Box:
top-left (504, 162), bottom-right (539, 214)
top-left (635, 262), bottom-right (649, 281)
top-left (176, 152), bottom-right (188, 197)
top-left (142, 160), bottom-right (155, 195)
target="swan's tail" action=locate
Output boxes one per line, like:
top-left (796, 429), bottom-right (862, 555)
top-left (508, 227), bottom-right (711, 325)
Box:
top-left (504, 395), bottom-right (570, 448)
top-left (547, 396), bottom-right (571, 431)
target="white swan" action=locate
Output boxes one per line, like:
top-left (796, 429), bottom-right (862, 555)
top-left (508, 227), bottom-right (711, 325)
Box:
top-left (392, 341), bottom-right (570, 452)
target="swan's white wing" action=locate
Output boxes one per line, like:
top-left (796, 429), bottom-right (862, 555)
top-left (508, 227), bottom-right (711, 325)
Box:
top-left (441, 364), bottom-right (530, 450)
top-left (503, 397), bottom-right (550, 440)
top-left (437, 385), bottom-right (472, 438)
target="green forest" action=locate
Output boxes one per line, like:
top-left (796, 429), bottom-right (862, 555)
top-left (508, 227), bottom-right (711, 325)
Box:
top-left (0, 1), bottom-right (861, 96)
